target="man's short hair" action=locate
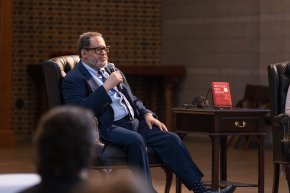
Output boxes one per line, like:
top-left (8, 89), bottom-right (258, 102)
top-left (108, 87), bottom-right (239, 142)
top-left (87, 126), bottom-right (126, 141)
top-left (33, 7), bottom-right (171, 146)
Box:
top-left (77, 32), bottom-right (103, 57)
top-left (34, 106), bottom-right (97, 178)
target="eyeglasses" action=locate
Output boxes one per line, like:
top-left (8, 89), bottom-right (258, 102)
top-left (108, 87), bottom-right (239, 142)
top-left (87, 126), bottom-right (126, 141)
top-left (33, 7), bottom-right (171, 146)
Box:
top-left (84, 46), bottom-right (110, 54)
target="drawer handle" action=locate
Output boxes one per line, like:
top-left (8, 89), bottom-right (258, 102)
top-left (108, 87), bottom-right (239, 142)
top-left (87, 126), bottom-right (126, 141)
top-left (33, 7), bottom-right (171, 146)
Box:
top-left (235, 121), bottom-right (246, 128)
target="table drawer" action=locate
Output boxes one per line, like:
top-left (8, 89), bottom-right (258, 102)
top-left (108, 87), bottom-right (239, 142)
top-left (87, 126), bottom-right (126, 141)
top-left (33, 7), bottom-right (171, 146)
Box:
top-left (220, 117), bottom-right (260, 132)
top-left (175, 113), bottom-right (213, 132)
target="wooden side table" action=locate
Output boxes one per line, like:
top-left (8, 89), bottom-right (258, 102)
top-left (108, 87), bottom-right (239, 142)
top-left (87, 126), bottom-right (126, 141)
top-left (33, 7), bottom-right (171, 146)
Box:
top-left (172, 107), bottom-right (270, 193)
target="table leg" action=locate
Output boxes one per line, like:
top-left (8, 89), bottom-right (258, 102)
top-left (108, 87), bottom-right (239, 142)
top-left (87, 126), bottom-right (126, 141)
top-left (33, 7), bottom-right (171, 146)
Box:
top-left (211, 135), bottom-right (220, 190)
top-left (258, 135), bottom-right (265, 193)
top-left (220, 136), bottom-right (227, 182)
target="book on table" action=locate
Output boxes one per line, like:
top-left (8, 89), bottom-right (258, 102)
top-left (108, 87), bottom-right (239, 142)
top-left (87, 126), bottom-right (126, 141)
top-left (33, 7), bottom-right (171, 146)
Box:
top-left (211, 82), bottom-right (232, 109)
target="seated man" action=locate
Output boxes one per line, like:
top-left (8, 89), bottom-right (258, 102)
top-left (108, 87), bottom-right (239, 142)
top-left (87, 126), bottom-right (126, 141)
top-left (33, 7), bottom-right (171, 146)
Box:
top-left (62, 31), bottom-right (236, 193)
top-left (18, 106), bottom-right (97, 193)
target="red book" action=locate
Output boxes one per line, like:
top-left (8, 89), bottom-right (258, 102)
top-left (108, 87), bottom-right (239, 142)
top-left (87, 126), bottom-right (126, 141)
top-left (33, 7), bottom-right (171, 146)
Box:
top-left (211, 82), bottom-right (232, 108)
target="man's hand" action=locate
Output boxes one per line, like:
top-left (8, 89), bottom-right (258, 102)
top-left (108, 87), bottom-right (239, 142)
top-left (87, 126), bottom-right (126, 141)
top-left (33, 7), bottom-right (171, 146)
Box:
top-left (103, 71), bottom-right (123, 91)
top-left (145, 113), bottom-right (168, 131)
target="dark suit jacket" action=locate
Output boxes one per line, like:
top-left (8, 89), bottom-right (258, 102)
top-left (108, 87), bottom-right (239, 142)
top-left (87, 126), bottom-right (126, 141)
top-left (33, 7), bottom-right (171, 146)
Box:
top-left (62, 61), bottom-right (154, 136)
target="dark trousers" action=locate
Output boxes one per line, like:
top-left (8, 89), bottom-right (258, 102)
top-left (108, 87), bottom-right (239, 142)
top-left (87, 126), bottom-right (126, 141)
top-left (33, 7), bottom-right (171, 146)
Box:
top-left (104, 116), bottom-right (203, 191)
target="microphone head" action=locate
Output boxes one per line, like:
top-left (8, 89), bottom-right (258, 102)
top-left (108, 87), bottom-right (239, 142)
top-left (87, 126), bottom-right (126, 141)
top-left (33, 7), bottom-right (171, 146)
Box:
top-left (107, 63), bottom-right (115, 70)
top-left (106, 63), bottom-right (116, 73)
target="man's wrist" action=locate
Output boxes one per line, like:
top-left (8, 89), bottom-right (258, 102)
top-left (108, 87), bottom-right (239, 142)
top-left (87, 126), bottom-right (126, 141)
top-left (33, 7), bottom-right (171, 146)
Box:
top-left (144, 113), bottom-right (153, 119)
top-left (102, 83), bottom-right (110, 92)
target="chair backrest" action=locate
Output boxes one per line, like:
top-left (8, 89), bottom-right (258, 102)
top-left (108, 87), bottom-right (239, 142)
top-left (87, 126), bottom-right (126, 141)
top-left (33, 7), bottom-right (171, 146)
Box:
top-left (243, 84), bottom-right (258, 101)
top-left (42, 55), bottom-right (80, 108)
top-left (236, 84), bottom-right (270, 109)
top-left (268, 61), bottom-right (290, 117)
top-left (268, 61), bottom-right (290, 162)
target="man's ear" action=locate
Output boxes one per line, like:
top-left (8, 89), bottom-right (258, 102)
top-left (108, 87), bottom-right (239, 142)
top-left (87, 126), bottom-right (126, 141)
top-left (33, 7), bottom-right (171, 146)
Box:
top-left (81, 49), bottom-right (87, 58)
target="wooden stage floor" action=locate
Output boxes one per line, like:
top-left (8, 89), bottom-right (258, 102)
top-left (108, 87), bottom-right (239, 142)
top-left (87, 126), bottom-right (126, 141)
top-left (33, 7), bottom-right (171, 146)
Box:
top-left (0, 135), bottom-right (287, 193)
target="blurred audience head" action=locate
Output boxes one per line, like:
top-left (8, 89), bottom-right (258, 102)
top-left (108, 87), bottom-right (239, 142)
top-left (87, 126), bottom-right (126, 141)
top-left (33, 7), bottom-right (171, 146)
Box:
top-left (33, 106), bottom-right (97, 179)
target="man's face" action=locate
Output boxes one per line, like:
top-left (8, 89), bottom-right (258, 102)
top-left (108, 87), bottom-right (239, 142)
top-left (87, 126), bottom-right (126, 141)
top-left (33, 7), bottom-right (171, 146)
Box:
top-left (81, 36), bottom-right (109, 69)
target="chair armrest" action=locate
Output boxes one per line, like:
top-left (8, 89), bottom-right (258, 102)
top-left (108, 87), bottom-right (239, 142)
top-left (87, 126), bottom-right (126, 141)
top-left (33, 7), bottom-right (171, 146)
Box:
top-left (272, 113), bottom-right (290, 127)
top-left (95, 141), bottom-right (105, 157)
top-left (271, 113), bottom-right (290, 162)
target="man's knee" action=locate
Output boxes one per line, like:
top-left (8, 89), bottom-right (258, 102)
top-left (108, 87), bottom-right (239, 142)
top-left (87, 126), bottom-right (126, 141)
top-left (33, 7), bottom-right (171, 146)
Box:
top-left (166, 132), bottom-right (183, 144)
top-left (127, 133), bottom-right (145, 147)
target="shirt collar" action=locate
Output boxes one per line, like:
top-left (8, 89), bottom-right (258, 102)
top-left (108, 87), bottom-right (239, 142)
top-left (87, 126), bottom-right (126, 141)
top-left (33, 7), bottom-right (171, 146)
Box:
top-left (81, 60), bottom-right (98, 75)
top-left (81, 60), bottom-right (107, 75)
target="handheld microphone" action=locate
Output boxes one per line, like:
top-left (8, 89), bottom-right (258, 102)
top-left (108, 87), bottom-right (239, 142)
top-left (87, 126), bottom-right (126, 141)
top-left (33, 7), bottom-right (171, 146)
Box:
top-left (106, 63), bottom-right (123, 90)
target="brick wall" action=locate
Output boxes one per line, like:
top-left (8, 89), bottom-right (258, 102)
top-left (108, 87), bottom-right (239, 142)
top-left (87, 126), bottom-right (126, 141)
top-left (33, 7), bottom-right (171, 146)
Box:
top-left (12, 0), bottom-right (162, 143)
top-left (163, 0), bottom-right (290, 107)
top-left (163, 0), bottom-right (261, 105)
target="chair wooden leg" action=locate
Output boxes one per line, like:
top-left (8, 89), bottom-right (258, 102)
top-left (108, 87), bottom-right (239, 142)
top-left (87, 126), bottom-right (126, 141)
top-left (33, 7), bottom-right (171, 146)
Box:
top-left (244, 136), bottom-right (253, 149)
top-left (161, 166), bottom-right (173, 193)
top-left (272, 163), bottom-right (280, 193)
top-left (227, 136), bottom-right (235, 148)
top-left (285, 164), bottom-right (290, 192)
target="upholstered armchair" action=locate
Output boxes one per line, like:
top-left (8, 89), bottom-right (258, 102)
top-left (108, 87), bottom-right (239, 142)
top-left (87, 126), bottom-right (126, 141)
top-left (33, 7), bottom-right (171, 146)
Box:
top-left (41, 55), bottom-right (173, 193)
top-left (268, 62), bottom-right (290, 193)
